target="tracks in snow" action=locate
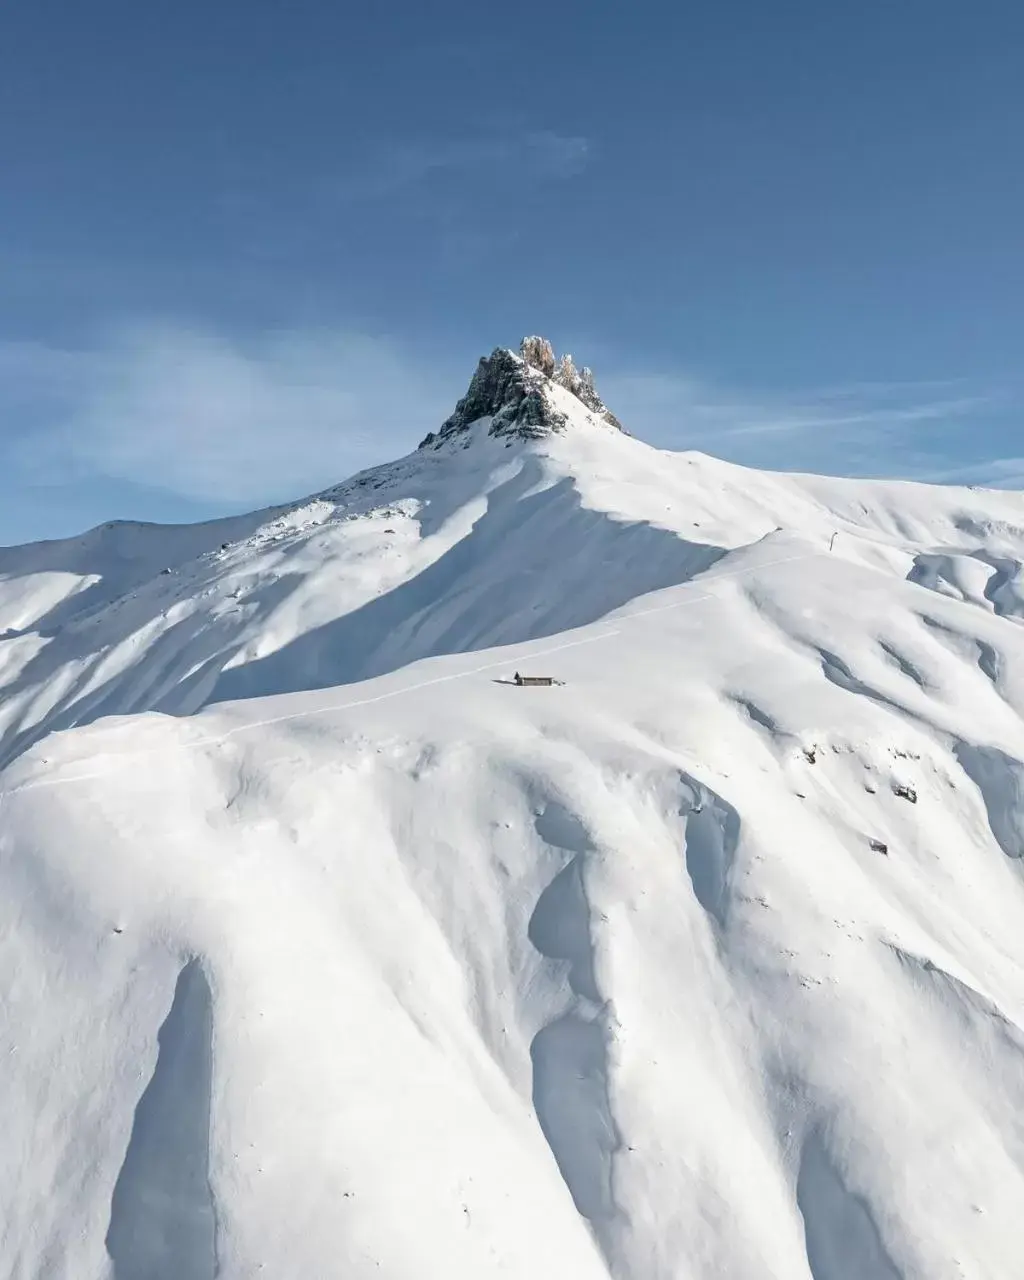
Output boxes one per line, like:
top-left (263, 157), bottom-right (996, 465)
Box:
top-left (1, 546), bottom-right (826, 798)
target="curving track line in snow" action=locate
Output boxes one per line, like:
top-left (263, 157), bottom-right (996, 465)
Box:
top-left (0, 549), bottom-right (822, 797)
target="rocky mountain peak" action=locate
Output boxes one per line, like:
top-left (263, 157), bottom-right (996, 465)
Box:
top-left (519, 335), bottom-right (556, 376)
top-left (419, 337), bottom-right (624, 449)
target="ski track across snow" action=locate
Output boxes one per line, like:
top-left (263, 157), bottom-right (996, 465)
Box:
top-left (0, 546), bottom-right (819, 798)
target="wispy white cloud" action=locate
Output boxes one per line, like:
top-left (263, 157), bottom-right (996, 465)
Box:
top-left (715, 395), bottom-right (989, 439)
top-left (599, 367), bottom-right (1011, 481)
top-left (917, 456), bottom-right (1024, 490)
top-left (206, 128), bottom-right (591, 270)
top-left (5, 328), bottom-right (1018, 519)
top-left (7, 324), bottom-right (457, 504)
top-left (333, 129), bottom-right (591, 203)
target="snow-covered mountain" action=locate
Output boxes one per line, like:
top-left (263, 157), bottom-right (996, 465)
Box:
top-left (2, 338), bottom-right (1024, 1279)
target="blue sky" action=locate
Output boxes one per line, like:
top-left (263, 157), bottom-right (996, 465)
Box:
top-left (2, 0), bottom-right (1022, 544)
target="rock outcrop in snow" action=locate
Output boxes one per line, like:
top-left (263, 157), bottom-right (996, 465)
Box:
top-left (519, 335), bottom-right (557, 377)
top-left (419, 337), bottom-right (623, 448)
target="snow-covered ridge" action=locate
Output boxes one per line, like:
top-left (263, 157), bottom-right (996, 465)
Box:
top-left (2, 349), bottom-right (1024, 1278)
top-left (1, 399), bottom-right (1023, 772)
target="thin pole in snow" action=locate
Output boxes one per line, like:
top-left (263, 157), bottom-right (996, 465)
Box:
top-left (829, 531), bottom-right (837, 551)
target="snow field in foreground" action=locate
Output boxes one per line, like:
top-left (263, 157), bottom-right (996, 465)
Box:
top-left (3, 521), bottom-right (1024, 1278)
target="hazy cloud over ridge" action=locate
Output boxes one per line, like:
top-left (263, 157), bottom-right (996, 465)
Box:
top-left (3, 325), bottom-right (1018, 517)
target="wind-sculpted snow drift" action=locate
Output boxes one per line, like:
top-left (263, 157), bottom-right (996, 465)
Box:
top-left (2, 340), bottom-right (1024, 1278)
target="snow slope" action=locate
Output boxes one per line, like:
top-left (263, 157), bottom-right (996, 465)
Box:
top-left (3, 381), bottom-right (1023, 769)
top-left (2, 345), bottom-right (1024, 1278)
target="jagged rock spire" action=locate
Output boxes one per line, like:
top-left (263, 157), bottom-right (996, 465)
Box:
top-left (419, 336), bottom-right (624, 449)
top-left (520, 336), bottom-right (556, 377)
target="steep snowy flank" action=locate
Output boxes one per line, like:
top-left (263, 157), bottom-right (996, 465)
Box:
top-left (2, 341), bottom-right (1024, 1279)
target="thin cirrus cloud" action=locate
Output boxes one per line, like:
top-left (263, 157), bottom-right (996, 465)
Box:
top-left (4, 326), bottom-right (1018, 517)
top-left (920, 456), bottom-right (1024, 489)
top-left (332, 130), bottom-right (591, 203)
top-left (8, 325), bottom-right (457, 505)
top-left (211, 129), bottom-right (592, 270)
top-left (600, 369), bottom-right (1013, 482)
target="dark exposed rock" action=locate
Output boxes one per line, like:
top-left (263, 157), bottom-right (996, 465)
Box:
top-left (520, 335), bottom-right (556, 377)
top-left (419, 347), bottom-right (566, 447)
top-left (551, 351), bottom-right (622, 428)
top-left (419, 337), bottom-right (625, 449)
